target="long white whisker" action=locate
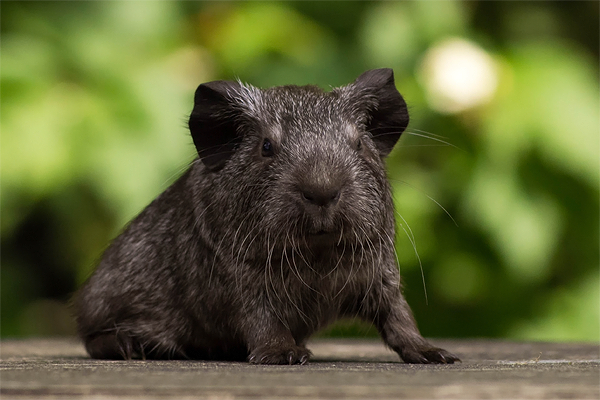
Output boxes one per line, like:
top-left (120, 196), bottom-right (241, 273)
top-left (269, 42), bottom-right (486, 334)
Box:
top-left (403, 131), bottom-right (462, 150)
top-left (390, 179), bottom-right (458, 227)
top-left (396, 211), bottom-right (428, 305)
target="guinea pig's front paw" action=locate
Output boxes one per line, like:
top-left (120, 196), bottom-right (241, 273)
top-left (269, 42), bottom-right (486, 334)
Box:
top-left (399, 345), bottom-right (460, 364)
top-left (248, 345), bottom-right (312, 365)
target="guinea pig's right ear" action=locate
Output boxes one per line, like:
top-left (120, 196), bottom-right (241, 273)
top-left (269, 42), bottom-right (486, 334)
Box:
top-left (188, 80), bottom-right (244, 171)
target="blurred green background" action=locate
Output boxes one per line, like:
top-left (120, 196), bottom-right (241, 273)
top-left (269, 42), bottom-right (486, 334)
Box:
top-left (2, 1), bottom-right (598, 341)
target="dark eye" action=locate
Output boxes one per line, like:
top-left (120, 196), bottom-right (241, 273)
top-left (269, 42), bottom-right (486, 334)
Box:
top-left (261, 138), bottom-right (274, 157)
top-left (356, 138), bottom-right (362, 151)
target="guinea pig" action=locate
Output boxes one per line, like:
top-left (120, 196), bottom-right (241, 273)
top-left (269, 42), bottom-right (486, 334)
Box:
top-left (75, 68), bottom-right (459, 365)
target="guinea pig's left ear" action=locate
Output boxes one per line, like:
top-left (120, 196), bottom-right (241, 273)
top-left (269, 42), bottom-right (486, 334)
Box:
top-left (351, 68), bottom-right (409, 157)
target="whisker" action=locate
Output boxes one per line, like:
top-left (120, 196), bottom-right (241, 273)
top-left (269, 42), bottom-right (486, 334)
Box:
top-left (395, 211), bottom-right (428, 305)
top-left (403, 131), bottom-right (462, 150)
top-left (161, 157), bottom-right (198, 189)
top-left (408, 127), bottom-right (452, 139)
top-left (390, 179), bottom-right (458, 227)
top-left (369, 125), bottom-right (453, 142)
top-left (395, 144), bottom-right (457, 148)
top-left (281, 234), bottom-right (310, 325)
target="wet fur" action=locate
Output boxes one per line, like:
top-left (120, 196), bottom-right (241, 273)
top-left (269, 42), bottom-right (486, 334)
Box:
top-left (75, 69), bottom-right (459, 364)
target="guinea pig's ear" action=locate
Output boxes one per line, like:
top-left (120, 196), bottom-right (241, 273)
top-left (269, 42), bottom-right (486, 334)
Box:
top-left (188, 80), bottom-right (244, 171)
top-left (352, 68), bottom-right (409, 157)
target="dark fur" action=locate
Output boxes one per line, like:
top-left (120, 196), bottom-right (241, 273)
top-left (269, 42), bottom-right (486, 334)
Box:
top-left (75, 69), bottom-right (459, 364)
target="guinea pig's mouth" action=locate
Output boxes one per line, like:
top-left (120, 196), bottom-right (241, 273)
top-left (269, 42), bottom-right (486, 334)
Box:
top-left (304, 229), bottom-right (344, 247)
top-left (300, 216), bottom-right (344, 244)
top-left (306, 227), bottom-right (338, 237)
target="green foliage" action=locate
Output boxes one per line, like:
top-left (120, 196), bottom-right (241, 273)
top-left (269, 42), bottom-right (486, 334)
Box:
top-left (2, 1), bottom-right (598, 341)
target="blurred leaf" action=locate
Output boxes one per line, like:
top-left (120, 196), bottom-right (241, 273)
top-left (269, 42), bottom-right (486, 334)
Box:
top-left (431, 253), bottom-right (491, 305)
top-left (464, 165), bottom-right (563, 283)
top-left (359, 2), bottom-right (419, 71)
top-left (198, 3), bottom-right (333, 71)
top-left (510, 270), bottom-right (600, 341)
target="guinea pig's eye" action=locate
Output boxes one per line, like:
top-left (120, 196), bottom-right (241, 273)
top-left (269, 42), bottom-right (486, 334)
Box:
top-left (356, 138), bottom-right (363, 151)
top-left (261, 138), bottom-right (274, 157)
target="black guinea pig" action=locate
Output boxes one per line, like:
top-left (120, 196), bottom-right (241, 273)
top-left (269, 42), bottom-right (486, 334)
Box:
top-left (75, 69), bottom-right (459, 365)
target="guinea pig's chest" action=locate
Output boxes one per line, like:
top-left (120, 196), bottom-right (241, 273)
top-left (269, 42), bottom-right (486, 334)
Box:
top-left (264, 252), bottom-right (374, 307)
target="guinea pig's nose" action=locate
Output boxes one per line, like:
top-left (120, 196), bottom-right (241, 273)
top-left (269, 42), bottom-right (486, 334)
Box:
top-left (301, 186), bottom-right (341, 208)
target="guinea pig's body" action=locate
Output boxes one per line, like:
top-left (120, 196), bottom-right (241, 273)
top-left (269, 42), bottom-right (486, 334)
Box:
top-left (75, 69), bottom-right (459, 364)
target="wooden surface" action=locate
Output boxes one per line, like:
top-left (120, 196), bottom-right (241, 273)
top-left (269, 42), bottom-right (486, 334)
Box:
top-left (1, 338), bottom-right (598, 399)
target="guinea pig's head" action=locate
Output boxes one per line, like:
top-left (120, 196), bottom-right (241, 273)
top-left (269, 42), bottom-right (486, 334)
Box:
top-left (188, 69), bottom-right (409, 255)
